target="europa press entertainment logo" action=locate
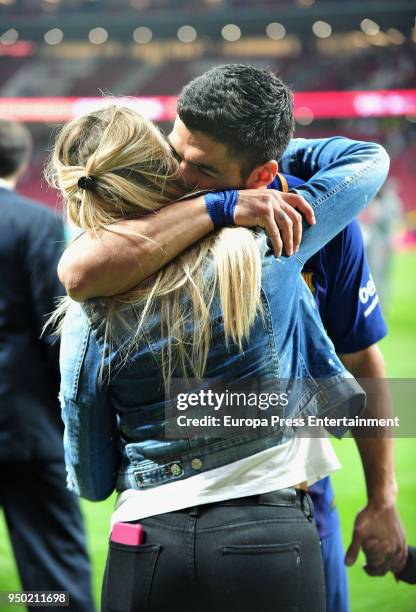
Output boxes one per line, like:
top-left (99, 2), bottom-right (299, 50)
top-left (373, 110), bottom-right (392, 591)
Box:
top-left (359, 273), bottom-right (379, 318)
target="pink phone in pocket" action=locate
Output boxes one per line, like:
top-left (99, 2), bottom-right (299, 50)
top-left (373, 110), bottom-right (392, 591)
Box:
top-left (111, 522), bottom-right (144, 545)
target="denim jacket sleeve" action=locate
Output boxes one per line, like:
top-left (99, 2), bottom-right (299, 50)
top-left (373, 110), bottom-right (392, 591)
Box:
top-left (279, 137), bottom-right (390, 265)
top-left (59, 302), bottom-right (119, 501)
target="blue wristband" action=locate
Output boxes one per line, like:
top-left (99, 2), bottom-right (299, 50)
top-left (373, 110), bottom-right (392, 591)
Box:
top-left (204, 190), bottom-right (238, 229)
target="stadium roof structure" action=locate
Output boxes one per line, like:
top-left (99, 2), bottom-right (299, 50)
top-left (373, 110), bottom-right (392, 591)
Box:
top-left (0, 0), bottom-right (414, 43)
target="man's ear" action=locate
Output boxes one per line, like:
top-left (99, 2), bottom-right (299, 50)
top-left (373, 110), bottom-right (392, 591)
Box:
top-left (245, 160), bottom-right (278, 189)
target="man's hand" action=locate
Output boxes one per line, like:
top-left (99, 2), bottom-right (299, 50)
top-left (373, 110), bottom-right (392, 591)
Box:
top-left (340, 345), bottom-right (406, 577)
top-left (234, 190), bottom-right (315, 257)
top-left (345, 502), bottom-right (407, 575)
top-left (60, 190), bottom-right (315, 301)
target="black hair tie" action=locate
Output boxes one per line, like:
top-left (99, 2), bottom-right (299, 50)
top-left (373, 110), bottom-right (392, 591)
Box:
top-left (77, 175), bottom-right (96, 191)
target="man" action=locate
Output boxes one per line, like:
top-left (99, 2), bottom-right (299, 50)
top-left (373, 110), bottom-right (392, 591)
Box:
top-left (58, 65), bottom-right (406, 611)
top-left (0, 119), bottom-right (95, 611)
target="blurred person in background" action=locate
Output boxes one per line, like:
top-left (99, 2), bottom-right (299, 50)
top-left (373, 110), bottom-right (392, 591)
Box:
top-left (57, 65), bottom-right (406, 612)
top-left (0, 119), bottom-right (95, 612)
top-left (359, 179), bottom-right (403, 310)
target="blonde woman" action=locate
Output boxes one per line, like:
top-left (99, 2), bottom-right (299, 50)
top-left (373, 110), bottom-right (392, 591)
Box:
top-left (50, 104), bottom-right (389, 612)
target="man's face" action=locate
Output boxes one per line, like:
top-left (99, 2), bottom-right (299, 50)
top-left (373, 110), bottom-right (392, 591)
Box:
top-left (168, 117), bottom-right (245, 190)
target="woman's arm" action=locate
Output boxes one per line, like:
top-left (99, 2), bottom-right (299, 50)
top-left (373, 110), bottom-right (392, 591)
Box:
top-left (60, 304), bottom-right (119, 501)
top-left (279, 137), bottom-right (390, 264)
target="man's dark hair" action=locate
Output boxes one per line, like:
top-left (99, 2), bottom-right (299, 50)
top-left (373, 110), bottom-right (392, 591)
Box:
top-left (177, 64), bottom-right (295, 178)
top-left (0, 119), bottom-right (33, 178)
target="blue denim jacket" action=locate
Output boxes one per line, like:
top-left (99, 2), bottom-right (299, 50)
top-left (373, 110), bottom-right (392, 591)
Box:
top-left (59, 137), bottom-right (389, 501)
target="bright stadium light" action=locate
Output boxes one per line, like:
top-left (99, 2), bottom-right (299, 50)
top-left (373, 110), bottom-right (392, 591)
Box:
top-left (266, 23), bottom-right (286, 40)
top-left (312, 21), bottom-right (332, 38)
top-left (351, 31), bottom-right (370, 48)
top-left (360, 19), bottom-right (380, 35)
top-left (44, 28), bottom-right (64, 45)
top-left (130, 0), bottom-right (150, 8)
top-left (133, 26), bottom-right (152, 44)
top-left (177, 25), bottom-right (197, 43)
top-left (386, 28), bottom-right (406, 44)
top-left (1, 28), bottom-right (18, 45)
top-left (42, 0), bottom-right (61, 11)
top-left (88, 27), bottom-right (108, 45)
top-left (221, 24), bottom-right (241, 42)
top-left (296, 107), bottom-right (314, 125)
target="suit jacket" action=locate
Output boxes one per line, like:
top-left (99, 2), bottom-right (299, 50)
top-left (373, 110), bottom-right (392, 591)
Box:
top-left (0, 186), bottom-right (65, 461)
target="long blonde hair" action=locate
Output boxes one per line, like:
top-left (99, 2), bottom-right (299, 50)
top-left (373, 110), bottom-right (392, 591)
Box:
top-left (47, 105), bottom-right (263, 388)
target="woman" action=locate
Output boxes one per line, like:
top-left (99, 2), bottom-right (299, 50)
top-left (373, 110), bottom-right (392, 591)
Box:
top-left (49, 105), bottom-right (389, 612)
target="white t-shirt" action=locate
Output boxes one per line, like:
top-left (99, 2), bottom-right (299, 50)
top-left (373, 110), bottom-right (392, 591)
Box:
top-left (110, 432), bottom-right (341, 529)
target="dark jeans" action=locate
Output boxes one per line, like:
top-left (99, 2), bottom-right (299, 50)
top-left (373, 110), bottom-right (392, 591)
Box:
top-left (101, 488), bottom-right (326, 612)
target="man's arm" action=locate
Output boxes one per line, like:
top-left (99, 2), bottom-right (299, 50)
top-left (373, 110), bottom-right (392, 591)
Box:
top-left (315, 220), bottom-right (406, 575)
top-left (63, 134), bottom-right (385, 302)
top-left (25, 206), bottom-right (65, 386)
top-left (341, 345), bottom-right (407, 575)
top-left (60, 190), bottom-right (313, 301)
top-left (26, 206), bottom-right (65, 335)
top-left (60, 136), bottom-right (387, 302)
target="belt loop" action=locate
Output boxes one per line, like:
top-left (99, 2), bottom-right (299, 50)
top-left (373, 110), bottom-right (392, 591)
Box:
top-left (188, 506), bottom-right (199, 517)
top-left (301, 491), bottom-right (314, 521)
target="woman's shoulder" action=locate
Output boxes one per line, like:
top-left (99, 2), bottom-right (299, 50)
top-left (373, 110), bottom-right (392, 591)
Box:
top-left (61, 298), bottom-right (91, 333)
top-left (60, 299), bottom-right (106, 375)
top-left (59, 300), bottom-right (93, 396)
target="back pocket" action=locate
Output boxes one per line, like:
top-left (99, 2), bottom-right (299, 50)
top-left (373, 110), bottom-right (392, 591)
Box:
top-left (102, 541), bottom-right (161, 612)
top-left (221, 542), bottom-right (301, 612)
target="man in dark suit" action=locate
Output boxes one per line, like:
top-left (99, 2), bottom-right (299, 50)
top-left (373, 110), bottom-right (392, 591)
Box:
top-left (0, 119), bottom-right (95, 611)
